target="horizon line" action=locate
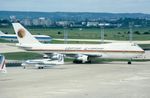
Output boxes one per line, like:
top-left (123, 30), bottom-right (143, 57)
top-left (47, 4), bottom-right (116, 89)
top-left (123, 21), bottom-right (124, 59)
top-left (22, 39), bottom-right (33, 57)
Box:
top-left (0, 10), bottom-right (149, 15)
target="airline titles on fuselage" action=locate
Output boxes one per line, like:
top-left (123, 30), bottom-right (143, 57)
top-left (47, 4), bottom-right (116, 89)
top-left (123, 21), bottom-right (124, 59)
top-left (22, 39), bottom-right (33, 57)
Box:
top-left (65, 47), bottom-right (104, 50)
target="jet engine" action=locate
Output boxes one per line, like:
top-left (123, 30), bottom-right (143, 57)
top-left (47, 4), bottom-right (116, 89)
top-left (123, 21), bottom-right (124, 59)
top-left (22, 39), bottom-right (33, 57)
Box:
top-left (73, 54), bottom-right (89, 63)
top-left (51, 53), bottom-right (64, 60)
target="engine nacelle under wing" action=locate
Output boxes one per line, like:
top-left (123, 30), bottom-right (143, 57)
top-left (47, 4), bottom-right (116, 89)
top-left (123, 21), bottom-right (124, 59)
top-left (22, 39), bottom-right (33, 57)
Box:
top-left (75, 54), bottom-right (88, 63)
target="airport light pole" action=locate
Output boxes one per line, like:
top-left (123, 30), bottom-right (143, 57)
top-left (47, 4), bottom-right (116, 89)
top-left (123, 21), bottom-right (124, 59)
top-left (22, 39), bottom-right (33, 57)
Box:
top-left (100, 25), bottom-right (105, 43)
top-left (129, 22), bottom-right (134, 42)
top-left (64, 26), bottom-right (68, 44)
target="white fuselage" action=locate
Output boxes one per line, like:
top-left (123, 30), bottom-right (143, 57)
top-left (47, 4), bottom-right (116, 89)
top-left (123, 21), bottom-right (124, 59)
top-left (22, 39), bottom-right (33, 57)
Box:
top-left (0, 34), bottom-right (52, 42)
top-left (12, 23), bottom-right (145, 64)
top-left (22, 58), bottom-right (64, 68)
top-left (19, 42), bottom-right (144, 59)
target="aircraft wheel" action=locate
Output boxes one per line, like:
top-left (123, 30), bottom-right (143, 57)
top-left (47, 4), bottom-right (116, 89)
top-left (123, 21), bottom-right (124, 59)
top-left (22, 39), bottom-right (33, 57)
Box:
top-left (38, 67), bottom-right (44, 69)
top-left (73, 60), bottom-right (82, 64)
top-left (73, 60), bottom-right (76, 63)
top-left (38, 67), bottom-right (41, 69)
top-left (87, 60), bottom-right (92, 63)
top-left (41, 67), bottom-right (44, 69)
top-left (128, 61), bottom-right (132, 64)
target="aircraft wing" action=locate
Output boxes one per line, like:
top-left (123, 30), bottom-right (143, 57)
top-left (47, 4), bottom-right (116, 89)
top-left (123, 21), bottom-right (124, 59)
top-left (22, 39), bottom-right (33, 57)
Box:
top-left (65, 53), bottom-right (102, 58)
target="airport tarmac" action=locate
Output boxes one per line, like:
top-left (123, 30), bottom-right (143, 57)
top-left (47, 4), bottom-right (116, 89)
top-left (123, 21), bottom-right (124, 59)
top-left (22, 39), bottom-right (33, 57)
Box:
top-left (1, 62), bottom-right (150, 98)
top-left (0, 43), bottom-right (25, 53)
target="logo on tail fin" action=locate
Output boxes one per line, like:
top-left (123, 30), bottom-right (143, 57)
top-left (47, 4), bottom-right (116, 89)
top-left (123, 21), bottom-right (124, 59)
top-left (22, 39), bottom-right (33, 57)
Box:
top-left (17, 29), bottom-right (26, 38)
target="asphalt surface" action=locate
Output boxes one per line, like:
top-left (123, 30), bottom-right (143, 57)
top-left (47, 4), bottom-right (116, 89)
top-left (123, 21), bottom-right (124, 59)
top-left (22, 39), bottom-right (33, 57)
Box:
top-left (0, 43), bottom-right (25, 53)
top-left (1, 62), bottom-right (150, 98)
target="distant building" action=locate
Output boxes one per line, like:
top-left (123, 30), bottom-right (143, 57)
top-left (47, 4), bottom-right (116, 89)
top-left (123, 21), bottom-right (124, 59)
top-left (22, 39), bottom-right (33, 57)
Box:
top-left (39, 17), bottom-right (47, 26)
top-left (56, 21), bottom-right (70, 27)
top-left (87, 22), bottom-right (99, 27)
top-left (44, 19), bottom-right (53, 27)
top-left (9, 16), bottom-right (18, 22)
top-left (109, 18), bottom-right (119, 22)
top-left (134, 25), bottom-right (142, 28)
top-left (32, 19), bottom-right (40, 26)
top-left (81, 22), bottom-right (87, 26)
top-left (21, 18), bottom-right (32, 26)
top-left (32, 17), bottom-right (52, 27)
top-left (99, 23), bottom-right (110, 27)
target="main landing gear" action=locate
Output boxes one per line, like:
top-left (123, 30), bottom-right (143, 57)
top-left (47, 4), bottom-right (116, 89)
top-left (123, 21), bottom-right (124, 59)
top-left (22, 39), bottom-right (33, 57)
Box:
top-left (38, 67), bottom-right (44, 69)
top-left (128, 59), bottom-right (132, 64)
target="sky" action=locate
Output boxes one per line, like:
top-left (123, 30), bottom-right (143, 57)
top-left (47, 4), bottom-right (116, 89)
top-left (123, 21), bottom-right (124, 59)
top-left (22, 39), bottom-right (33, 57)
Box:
top-left (1, 0), bottom-right (150, 14)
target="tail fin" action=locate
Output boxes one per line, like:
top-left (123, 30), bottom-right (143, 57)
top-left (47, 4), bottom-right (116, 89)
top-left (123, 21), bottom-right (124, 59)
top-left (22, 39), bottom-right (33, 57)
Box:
top-left (12, 23), bottom-right (41, 45)
top-left (52, 53), bottom-right (64, 64)
top-left (0, 31), bottom-right (5, 35)
top-left (57, 54), bottom-right (64, 64)
top-left (0, 55), bottom-right (7, 73)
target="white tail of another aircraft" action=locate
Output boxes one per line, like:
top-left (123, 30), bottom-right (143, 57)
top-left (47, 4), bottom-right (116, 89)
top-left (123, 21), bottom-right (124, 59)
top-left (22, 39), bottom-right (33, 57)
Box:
top-left (0, 55), bottom-right (7, 73)
top-left (12, 23), bottom-right (41, 45)
top-left (0, 31), bottom-right (5, 35)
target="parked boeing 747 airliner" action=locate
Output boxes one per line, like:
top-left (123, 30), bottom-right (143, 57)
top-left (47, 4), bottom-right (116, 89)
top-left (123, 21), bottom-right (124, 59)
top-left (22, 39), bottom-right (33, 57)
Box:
top-left (12, 23), bottom-right (144, 64)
